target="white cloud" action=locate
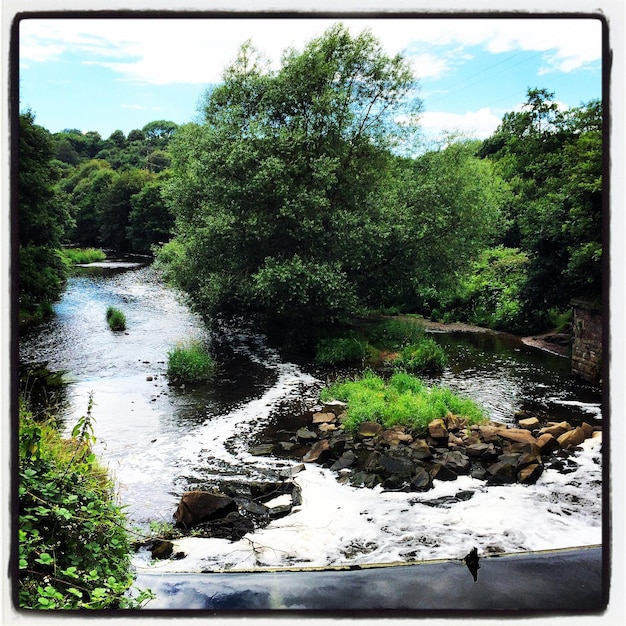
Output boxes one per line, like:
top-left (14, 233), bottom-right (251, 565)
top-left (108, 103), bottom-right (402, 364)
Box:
top-left (19, 16), bottom-right (602, 86)
top-left (419, 107), bottom-right (504, 140)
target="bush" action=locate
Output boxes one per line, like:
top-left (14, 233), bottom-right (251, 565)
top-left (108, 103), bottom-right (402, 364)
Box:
top-left (167, 340), bottom-right (216, 383)
top-left (394, 338), bottom-right (447, 374)
top-left (18, 396), bottom-right (152, 609)
top-left (315, 336), bottom-right (368, 365)
top-left (106, 306), bottom-right (126, 331)
top-left (320, 371), bottom-right (486, 433)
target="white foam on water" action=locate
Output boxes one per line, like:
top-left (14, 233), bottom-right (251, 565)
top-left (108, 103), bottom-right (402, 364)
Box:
top-left (134, 435), bottom-right (602, 574)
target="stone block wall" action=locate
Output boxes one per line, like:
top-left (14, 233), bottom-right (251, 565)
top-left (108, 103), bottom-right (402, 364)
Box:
top-left (571, 299), bottom-right (602, 385)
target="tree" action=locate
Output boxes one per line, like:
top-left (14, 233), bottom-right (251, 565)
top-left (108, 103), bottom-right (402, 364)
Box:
top-left (478, 90), bottom-right (602, 329)
top-left (18, 111), bottom-right (72, 312)
top-left (161, 24), bottom-right (420, 342)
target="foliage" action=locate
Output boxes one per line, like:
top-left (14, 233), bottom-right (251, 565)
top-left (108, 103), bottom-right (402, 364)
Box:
top-left (367, 318), bottom-right (426, 349)
top-left (18, 112), bottom-right (73, 312)
top-left (315, 335), bottom-right (368, 365)
top-left (106, 306), bottom-right (126, 331)
top-left (478, 90), bottom-right (602, 329)
top-left (59, 247), bottom-right (106, 266)
top-left (166, 340), bottom-right (216, 383)
top-left (18, 396), bottom-right (152, 609)
top-left (393, 339), bottom-right (447, 374)
top-left (159, 24), bottom-right (420, 342)
top-left (320, 371), bottom-right (486, 432)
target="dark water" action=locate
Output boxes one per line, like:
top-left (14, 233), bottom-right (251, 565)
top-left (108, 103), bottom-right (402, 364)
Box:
top-left (19, 263), bottom-right (603, 570)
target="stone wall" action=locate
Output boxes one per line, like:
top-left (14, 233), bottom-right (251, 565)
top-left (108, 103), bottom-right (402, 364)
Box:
top-left (571, 298), bottom-right (602, 385)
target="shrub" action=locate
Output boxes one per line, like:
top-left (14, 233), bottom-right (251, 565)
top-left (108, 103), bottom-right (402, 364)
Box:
top-left (320, 371), bottom-right (486, 433)
top-left (315, 336), bottom-right (368, 365)
top-left (394, 338), bottom-right (447, 374)
top-left (18, 396), bottom-right (152, 609)
top-left (106, 306), bottom-right (126, 331)
top-left (167, 340), bottom-right (216, 383)
top-left (367, 318), bottom-right (425, 349)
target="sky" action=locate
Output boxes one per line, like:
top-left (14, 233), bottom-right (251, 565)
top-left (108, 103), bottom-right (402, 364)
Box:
top-left (17, 15), bottom-right (603, 146)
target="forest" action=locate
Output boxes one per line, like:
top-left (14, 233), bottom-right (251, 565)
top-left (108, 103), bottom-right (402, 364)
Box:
top-left (18, 24), bottom-right (602, 346)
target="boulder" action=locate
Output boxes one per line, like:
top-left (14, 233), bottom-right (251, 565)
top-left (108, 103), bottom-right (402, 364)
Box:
top-left (557, 426), bottom-right (587, 450)
top-left (436, 450), bottom-right (471, 475)
top-left (249, 443), bottom-right (274, 456)
top-left (150, 540), bottom-right (174, 560)
top-left (357, 422), bottom-right (383, 438)
top-left (465, 442), bottom-right (494, 458)
top-left (486, 456), bottom-right (520, 485)
top-left (445, 413), bottom-right (462, 431)
top-left (536, 433), bottom-right (560, 454)
top-left (410, 467), bottom-right (433, 492)
top-left (378, 453), bottom-right (415, 478)
top-left (330, 450), bottom-right (357, 471)
top-left (581, 422), bottom-right (595, 438)
top-left (518, 417), bottom-right (540, 430)
top-left (539, 421), bottom-right (572, 438)
top-left (428, 418), bottom-right (448, 439)
top-left (319, 422), bottom-right (337, 433)
top-left (312, 411), bottom-right (336, 424)
top-left (518, 463), bottom-right (544, 485)
top-left (174, 491), bottom-right (238, 528)
top-left (302, 438), bottom-right (330, 463)
top-left (430, 462), bottom-right (458, 482)
top-left (296, 427), bottom-right (318, 442)
top-left (496, 428), bottom-right (538, 446)
top-left (410, 439), bottom-right (434, 460)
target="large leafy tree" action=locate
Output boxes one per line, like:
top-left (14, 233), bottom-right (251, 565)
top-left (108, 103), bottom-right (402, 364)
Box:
top-left (478, 89), bottom-right (602, 328)
top-left (18, 111), bottom-right (72, 312)
top-left (161, 24), bottom-right (421, 342)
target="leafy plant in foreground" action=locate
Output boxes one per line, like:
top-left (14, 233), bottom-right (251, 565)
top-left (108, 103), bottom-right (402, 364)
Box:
top-left (18, 394), bottom-right (152, 609)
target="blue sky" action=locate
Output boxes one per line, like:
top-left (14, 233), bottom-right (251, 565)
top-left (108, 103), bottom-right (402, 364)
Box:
top-left (18, 16), bottom-right (603, 144)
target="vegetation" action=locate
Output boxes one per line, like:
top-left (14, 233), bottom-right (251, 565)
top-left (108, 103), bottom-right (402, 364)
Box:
top-left (106, 306), bottom-right (126, 331)
top-left (166, 340), bottom-right (216, 383)
top-left (59, 247), bottom-right (106, 266)
top-left (18, 396), bottom-right (152, 609)
top-left (315, 335), bottom-right (368, 365)
top-left (320, 371), bottom-right (486, 432)
top-left (393, 339), bottom-right (447, 375)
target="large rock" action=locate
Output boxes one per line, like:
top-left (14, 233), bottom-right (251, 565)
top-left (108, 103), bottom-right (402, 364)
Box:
top-left (312, 412), bottom-right (336, 424)
top-left (518, 417), bottom-right (540, 430)
top-left (357, 422), bottom-right (383, 438)
top-left (296, 427), bottom-right (318, 441)
top-left (539, 421), bottom-right (573, 438)
top-left (496, 428), bottom-right (538, 446)
top-left (428, 418), bottom-right (448, 439)
top-left (436, 450), bottom-right (471, 475)
top-left (378, 453), bottom-right (415, 478)
top-left (410, 467), bottom-right (434, 492)
top-left (518, 463), bottom-right (544, 485)
top-left (557, 426), bottom-right (587, 450)
top-left (174, 491), bottom-right (238, 528)
top-left (302, 438), bottom-right (330, 463)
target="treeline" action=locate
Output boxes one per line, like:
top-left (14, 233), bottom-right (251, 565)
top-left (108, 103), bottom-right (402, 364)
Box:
top-left (18, 23), bottom-right (602, 341)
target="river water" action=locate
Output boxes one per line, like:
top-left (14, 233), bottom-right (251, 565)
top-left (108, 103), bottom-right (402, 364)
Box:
top-left (19, 263), bottom-right (603, 580)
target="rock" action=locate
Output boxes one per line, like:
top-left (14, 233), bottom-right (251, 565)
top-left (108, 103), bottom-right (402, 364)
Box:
top-left (382, 427), bottom-right (413, 445)
top-left (174, 491), bottom-right (238, 528)
top-left (407, 467), bottom-right (432, 491)
top-left (323, 400), bottom-right (348, 415)
top-left (486, 456), bottom-right (520, 485)
top-left (428, 418), bottom-right (448, 439)
top-left (465, 442), bottom-right (494, 458)
top-left (330, 450), bottom-right (357, 471)
top-left (496, 428), bottom-right (538, 445)
top-left (296, 427), bottom-right (318, 441)
top-left (302, 439), bottom-right (330, 463)
top-left (539, 421), bottom-right (572, 438)
top-left (249, 443), bottom-right (274, 456)
top-left (581, 422), bottom-right (595, 438)
top-left (146, 375), bottom-right (154, 382)
top-left (410, 439), bottom-right (433, 460)
top-left (312, 411), bottom-right (336, 424)
top-left (518, 417), bottom-right (540, 430)
top-left (445, 413), bottom-right (462, 431)
top-left (151, 540), bottom-right (174, 560)
top-left (279, 464), bottom-right (305, 479)
top-left (319, 422), bottom-right (337, 433)
top-left (436, 450), bottom-right (471, 474)
top-left (378, 453), bottom-right (415, 478)
top-left (536, 433), bottom-right (560, 454)
top-left (557, 426), bottom-right (587, 450)
top-left (430, 462), bottom-right (458, 481)
top-left (350, 472), bottom-right (381, 488)
top-left (518, 463), bottom-right (544, 485)
top-left (357, 422), bottom-right (383, 438)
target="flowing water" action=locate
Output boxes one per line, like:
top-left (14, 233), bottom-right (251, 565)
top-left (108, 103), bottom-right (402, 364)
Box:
top-left (19, 262), bottom-right (603, 581)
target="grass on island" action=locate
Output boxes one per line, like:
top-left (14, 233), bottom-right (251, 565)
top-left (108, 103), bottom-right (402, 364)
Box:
top-left (59, 247), bottom-right (107, 266)
top-left (106, 306), bottom-right (126, 331)
top-left (320, 370), bottom-right (487, 433)
top-left (167, 339), bottom-right (216, 383)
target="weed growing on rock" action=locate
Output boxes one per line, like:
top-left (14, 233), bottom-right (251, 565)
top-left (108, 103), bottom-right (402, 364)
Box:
top-left (106, 306), bottom-right (126, 331)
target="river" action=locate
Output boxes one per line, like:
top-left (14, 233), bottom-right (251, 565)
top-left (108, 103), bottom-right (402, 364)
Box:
top-left (19, 262), bottom-right (603, 594)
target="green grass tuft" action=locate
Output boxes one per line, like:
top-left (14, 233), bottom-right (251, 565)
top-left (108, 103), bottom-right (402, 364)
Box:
top-left (394, 338), bottom-right (447, 374)
top-left (59, 248), bottom-right (107, 266)
top-left (106, 306), bottom-right (126, 331)
top-left (167, 340), bottom-right (216, 383)
top-left (320, 371), bottom-right (486, 433)
top-left (315, 336), bottom-right (368, 365)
